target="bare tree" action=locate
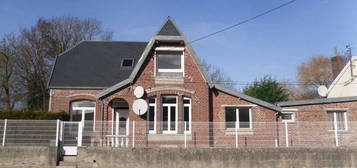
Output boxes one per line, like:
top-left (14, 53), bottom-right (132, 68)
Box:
top-left (200, 59), bottom-right (235, 89)
top-left (294, 55), bottom-right (334, 99)
top-left (16, 16), bottom-right (113, 110)
top-left (0, 34), bottom-right (23, 110)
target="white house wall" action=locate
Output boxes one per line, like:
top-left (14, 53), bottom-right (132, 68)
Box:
top-left (328, 56), bottom-right (357, 98)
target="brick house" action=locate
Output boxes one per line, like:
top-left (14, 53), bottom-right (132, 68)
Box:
top-left (47, 18), bottom-right (281, 148)
top-left (277, 97), bottom-right (357, 147)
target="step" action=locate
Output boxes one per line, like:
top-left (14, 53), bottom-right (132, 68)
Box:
top-left (63, 156), bottom-right (77, 162)
top-left (58, 156), bottom-right (77, 167)
top-left (59, 161), bottom-right (77, 166)
top-left (56, 166), bottom-right (76, 168)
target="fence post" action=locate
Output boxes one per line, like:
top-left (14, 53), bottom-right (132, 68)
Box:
top-left (184, 121), bottom-right (187, 148)
top-left (77, 122), bottom-right (83, 147)
top-left (285, 121), bottom-right (289, 147)
top-left (334, 112), bottom-right (339, 147)
top-left (235, 121), bottom-right (238, 148)
top-left (132, 120), bottom-right (135, 148)
top-left (2, 119), bottom-right (7, 146)
top-left (55, 120), bottom-right (60, 147)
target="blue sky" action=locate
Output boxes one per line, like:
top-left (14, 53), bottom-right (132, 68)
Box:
top-left (1, 0), bottom-right (356, 89)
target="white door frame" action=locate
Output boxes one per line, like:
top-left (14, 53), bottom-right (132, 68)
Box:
top-left (111, 108), bottom-right (130, 147)
top-left (162, 103), bottom-right (178, 134)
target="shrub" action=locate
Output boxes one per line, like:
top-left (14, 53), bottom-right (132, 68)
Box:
top-left (0, 110), bottom-right (70, 120)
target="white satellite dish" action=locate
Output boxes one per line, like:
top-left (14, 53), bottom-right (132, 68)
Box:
top-left (132, 99), bottom-right (148, 115)
top-left (318, 85), bottom-right (328, 97)
top-left (134, 86), bottom-right (144, 98)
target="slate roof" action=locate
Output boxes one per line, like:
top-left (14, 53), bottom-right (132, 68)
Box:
top-left (48, 41), bottom-right (148, 88)
top-left (213, 85), bottom-right (282, 112)
top-left (156, 17), bottom-right (182, 36)
top-left (277, 96), bottom-right (357, 107)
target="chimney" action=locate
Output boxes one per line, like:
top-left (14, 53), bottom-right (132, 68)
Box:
top-left (331, 56), bottom-right (345, 79)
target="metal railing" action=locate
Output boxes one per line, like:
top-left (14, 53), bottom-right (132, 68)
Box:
top-left (0, 119), bottom-right (355, 148)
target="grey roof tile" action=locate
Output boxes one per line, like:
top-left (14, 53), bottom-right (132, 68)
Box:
top-left (48, 41), bottom-right (148, 88)
top-left (157, 17), bottom-right (182, 36)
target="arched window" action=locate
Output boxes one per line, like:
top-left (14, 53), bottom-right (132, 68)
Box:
top-left (70, 100), bottom-right (96, 122)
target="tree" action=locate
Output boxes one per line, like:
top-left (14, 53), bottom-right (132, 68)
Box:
top-left (295, 55), bottom-right (334, 99)
top-left (243, 76), bottom-right (289, 103)
top-left (200, 59), bottom-right (235, 89)
top-left (0, 34), bottom-right (23, 110)
top-left (16, 16), bottom-right (113, 110)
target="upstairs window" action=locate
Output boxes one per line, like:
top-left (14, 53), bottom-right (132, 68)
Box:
top-left (121, 58), bottom-right (134, 68)
top-left (155, 48), bottom-right (184, 77)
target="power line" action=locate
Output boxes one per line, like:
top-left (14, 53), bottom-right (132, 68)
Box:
top-left (189, 0), bottom-right (297, 44)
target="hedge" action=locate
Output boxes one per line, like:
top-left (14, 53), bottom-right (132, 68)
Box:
top-left (0, 110), bottom-right (70, 120)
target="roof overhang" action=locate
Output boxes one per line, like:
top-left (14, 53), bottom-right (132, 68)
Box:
top-left (212, 84), bottom-right (282, 113)
top-left (277, 96), bottom-right (357, 107)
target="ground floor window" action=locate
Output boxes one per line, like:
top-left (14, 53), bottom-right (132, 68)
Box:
top-left (70, 100), bottom-right (95, 122)
top-left (148, 97), bottom-right (156, 133)
top-left (162, 95), bottom-right (177, 134)
top-left (183, 97), bottom-right (191, 133)
top-left (327, 110), bottom-right (347, 131)
top-left (225, 106), bottom-right (252, 129)
top-left (281, 111), bottom-right (295, 123)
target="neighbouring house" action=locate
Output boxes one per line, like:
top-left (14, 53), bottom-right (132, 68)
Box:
top-left (47, 17), bottom-right (282, 149)
top-left (328, 56), bottom-right (357, 98)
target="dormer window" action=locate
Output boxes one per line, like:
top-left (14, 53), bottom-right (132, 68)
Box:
top-left (155, 47), bottom-right (184, 77)
top-left (121, 58), bottom-right (134, 68)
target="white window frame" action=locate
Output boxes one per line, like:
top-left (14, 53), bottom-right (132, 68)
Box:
top-left (154, 47), bottom-right (184, 76)
top-left (224, 106), bottom-right (252, 130)
top-left (72, 106), bottom-right (96, 131)
top-left (162, 96), bottom-right (178, 134)
top-left (148, 98), bottom-right (157, 134)
top-left (183, 97), bottom-right (192, 134)
top-left (281, 109), bottom-right (297, 123)
top-left (327, 110), bottom-right (348, 131)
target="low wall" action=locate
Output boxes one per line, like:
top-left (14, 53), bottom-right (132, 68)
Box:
top-left (0, 146), bottom-right (57, 168)
top-left (78, 147), bottom-right (357, 168)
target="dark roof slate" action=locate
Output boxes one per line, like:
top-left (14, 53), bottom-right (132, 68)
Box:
top-left (48, 41), bottom-right (148, 88)
top-left (213, 85), bottom-right (282, 112)
top-left (157, 18), bottom-right (182, 36)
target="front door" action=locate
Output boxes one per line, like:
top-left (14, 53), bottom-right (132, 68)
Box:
top-left (62, 106), bottom-right (95, 155)
top-left (112, 109), bottom-right (129, 147)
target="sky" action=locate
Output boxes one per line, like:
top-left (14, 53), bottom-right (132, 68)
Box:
top-left (1, 0), bottom-right (356, 90)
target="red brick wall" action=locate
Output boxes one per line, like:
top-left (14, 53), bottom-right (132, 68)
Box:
top-left (281, 102), bottom-right (357, 147)
top-left (282, 102), bottom-right (357, 121)
top-left (49, 89), bottom-right (102, 121)
top-left (101, 45), bottom-right (211, 146)
top-left (210, 89), bottom-right (279, 147)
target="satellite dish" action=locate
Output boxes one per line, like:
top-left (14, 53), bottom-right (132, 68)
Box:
top-left (132, 99), bottom-right (148, 115)
top-left (134, 86), bottom-right (144, 98)
top-left (318, 85), bottom-right (328, 97)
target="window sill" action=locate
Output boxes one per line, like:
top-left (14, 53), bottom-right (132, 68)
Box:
top-left (282, 120), bottom-right (296, 123)
top-left (225, 128), bottom-right (253, 135)
top-left (327, 130), bottom-right (350, 134)
top-left (155, 77), bottom-right (184, 84)
top-left (148, 134), bottom-right (192, 141)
